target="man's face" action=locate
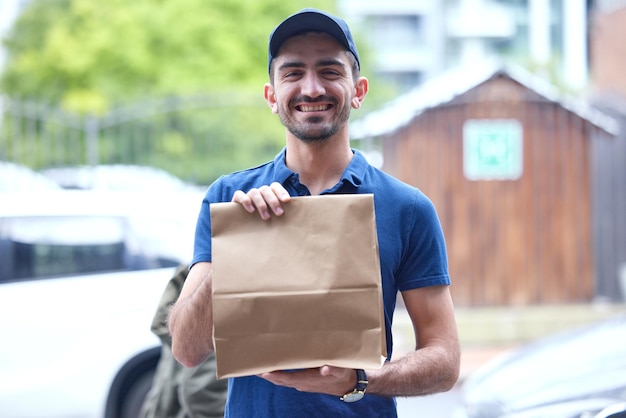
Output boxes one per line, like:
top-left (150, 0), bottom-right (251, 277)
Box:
top-left (268, 32), bottom-right (358, 143)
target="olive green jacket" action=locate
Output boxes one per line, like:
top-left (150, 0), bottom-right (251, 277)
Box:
top-left (140, 264), bottom-right (228, 418)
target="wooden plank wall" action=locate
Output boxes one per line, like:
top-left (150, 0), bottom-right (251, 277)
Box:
top-left (382, 76), bottom-right (597, 306)
top-left (591, 108), bottom-right (626, 302)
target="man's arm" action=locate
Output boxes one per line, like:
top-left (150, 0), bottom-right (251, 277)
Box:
top-left (260, 285), bottom-right (460, 398)
top-left (366, 285), bottom-right (461, 396)
top-left (169, 262), bottom-right (215, 368)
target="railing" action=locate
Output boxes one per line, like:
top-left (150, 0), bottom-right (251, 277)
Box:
top-left (0, 93), bottom-right (283, 185)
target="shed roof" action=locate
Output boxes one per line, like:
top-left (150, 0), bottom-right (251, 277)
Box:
top-left (351, 61), bottom-right (619, 139)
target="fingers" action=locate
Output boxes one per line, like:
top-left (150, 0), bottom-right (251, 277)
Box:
top-left (231, 182), bottom-right (291, 221)
top-left (270, 182), bottom-right (291, 202)
top-left (257, 367), bottom-right (355, 396)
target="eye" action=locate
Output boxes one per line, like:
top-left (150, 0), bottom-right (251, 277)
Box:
top-left (282, 70), bottom-right (303, 80)
top-left (320, 68), bottom-right (343, 79)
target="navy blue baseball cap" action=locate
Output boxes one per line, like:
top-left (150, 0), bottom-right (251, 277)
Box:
top-left (268, 8), bottom-right (360, 73)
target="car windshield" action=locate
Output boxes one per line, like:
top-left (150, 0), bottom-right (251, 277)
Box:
top-left (7, 216), bottom-right (125, 245)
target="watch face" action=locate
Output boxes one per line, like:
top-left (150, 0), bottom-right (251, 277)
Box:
top-left (341, 391), bottom-right (365, 403)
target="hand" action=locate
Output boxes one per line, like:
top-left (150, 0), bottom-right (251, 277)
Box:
top-left (232, 182), bottom-right (291, 220)
top-left (258, 366), bottom-right (356, 396)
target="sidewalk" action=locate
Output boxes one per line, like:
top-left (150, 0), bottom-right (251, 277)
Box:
top-left (391, 302), bottom-right (626, 381)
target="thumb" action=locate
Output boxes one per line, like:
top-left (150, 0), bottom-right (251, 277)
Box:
top-left (319, 365), bottom-right (333, 377)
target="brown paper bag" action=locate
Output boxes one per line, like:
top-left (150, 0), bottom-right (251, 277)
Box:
top-left (210, 194), bottom-right (387, 379)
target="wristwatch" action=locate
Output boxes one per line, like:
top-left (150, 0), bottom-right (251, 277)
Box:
top-left (340, 369), bottom-right (368, 402)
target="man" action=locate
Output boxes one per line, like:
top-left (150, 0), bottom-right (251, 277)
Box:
top-left (169, 8), bottom-right (460, 417)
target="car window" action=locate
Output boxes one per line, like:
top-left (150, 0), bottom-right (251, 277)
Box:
top-left (11, 240), bottom-right (127, 279)
top-left (0, 215), bottom-right (172, 283)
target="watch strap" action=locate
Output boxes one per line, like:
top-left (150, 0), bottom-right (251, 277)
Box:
top-left (354, 369), bottom-right (368, 391)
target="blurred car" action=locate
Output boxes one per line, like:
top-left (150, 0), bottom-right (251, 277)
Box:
top-left (40, 164), bottom-right (202, 192)
top-left (453, 313), bottom-right (626, 418)
top-left (0, 189), bottom-right (203, 418)
top-left (0, 161), bottom-right (61, 192)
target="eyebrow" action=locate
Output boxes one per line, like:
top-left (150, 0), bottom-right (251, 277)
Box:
top-left (278, 61), bottom-right (306, 72)
top-left (277, 58), bottom-right (347, 72)
top-left (317, 58), bottom-right (347, 69)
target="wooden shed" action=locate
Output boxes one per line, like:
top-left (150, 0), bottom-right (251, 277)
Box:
top-left (352, 64), bottom-right (621, 307)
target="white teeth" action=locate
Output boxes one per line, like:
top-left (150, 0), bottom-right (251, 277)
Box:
top-left (300, 105), bottom-right (327, 112)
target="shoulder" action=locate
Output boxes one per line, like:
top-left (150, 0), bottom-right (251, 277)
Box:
top-left (206, 160), bottom-right (276, 203)
top-left (364, 165), bottom-right (433, 207)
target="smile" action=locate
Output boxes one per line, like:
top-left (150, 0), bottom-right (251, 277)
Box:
top-left (297, 104), bottom-right (331, 112)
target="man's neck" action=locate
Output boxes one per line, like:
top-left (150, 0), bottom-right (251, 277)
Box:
top-left (285, 135), bottom-right (353, 196)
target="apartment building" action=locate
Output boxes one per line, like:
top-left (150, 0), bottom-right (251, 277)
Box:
top-left (339, 0), bottom-right (590, 92)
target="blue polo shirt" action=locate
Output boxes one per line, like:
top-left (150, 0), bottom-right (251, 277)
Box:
top-left (192, 148), bottom-right (450, 418)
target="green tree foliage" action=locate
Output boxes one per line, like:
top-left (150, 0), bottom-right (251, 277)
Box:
top-left (1, 0), bottom-right (344, 184)
top-left (1, 0), bottom-right (335, 112)
top-left (0, 0), bottom-right (397, 185)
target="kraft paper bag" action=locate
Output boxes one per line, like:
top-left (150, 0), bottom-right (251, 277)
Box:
top-left (210, 194), bottom-right (387, 379)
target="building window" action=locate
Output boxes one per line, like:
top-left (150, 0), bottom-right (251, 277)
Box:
top-left (370, 15), bottom-right (424, 49)
top-left (376, 71), bottom-right (423, 91)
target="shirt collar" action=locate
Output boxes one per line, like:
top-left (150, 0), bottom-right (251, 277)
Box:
top-left (272, 147), bottom-right (368, 191)
top-left (273, 147), bottom-right (294, 185)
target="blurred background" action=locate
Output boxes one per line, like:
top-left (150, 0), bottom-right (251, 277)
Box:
top-left (1, 0), bottom-right (625, 417)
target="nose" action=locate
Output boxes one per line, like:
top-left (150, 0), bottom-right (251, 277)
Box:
top-left (300, 73), bottom-right (325, 98)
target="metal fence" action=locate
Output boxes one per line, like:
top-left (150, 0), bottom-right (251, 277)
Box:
top-left (0, 93), bottom-right (284, 185)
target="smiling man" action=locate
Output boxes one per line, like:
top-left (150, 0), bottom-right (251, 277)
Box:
top-left (169, 8), bottom-right (460, 418)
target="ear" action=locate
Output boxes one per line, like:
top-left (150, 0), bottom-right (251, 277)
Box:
top-left (264, 83), bottom-right (279, 114)
top-left (351, 77), bottom-right (369, 110)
